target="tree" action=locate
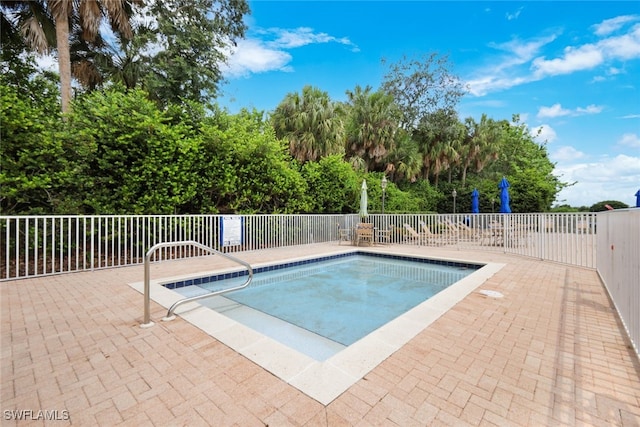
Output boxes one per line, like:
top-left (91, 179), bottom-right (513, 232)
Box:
top-left (61, 86), bottom-right (201, 214)
top-left (87, 29), bottom-right (146, 90)
top-left (1, 1), bottom-right (55, 54)
top-left (196, 108), bottom-right (310, 213)
top-left (343, 85), bottom-right (400, 172)
top-left (1, 0), bottom-right (140, 113)
top-left (1, 1), bottom-right (53, 64)
top-left (0, 67), bottom-right (81, 213)
top-left (380, 53), bottom-right (466, 131)
top-left (483, 116), bottom-right (563, 212)
top-left (139, 0), bottom-right (249, 106)
top-left (300, 155), bottom-right (360, 213)
top-left (271, 85), bottom-right (345, 162)
top-left (590, 200), bottom-right (629, 211)
top-left (413, 109), bottom-right (464, 185)
top-left (384, 130), bottom-right (422, 184)
top-left (459, 114), bottom-right (501, 186)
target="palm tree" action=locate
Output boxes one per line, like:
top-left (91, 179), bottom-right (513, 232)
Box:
top-left (1, 1), bottom-right (55, 53)
top-left (59, 0), bottom-right (141, 112)
top-left (384, 131), bottom-right (422, 183)
top-left (344, 85), bottom-right (400, 172)
top-left (271, 85), bottom-right (344, 162)
top-left (2, 0), bottom-right (140, 113)
top-left (70, 22), bottom-right (147, 91)
top-left (414, 109), bottom-right (464, 186)
top-left (460, 114), bottom-right (501, 185)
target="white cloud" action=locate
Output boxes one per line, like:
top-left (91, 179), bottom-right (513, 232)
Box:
top-left (222, 27), bottom-right (358, 79)
top-left (491, 35), bottom-right (558, 65)
top-left (35, 52), bottom-right (58, 73)
top-left (531, 124), bottom-right (557, 143)
top-left (466, 16), bottom-right (640, 97)
top-left (505, 7), bottom-right (524, 21)
top-left (618, 132), bottom-right (640, 148)
top-left (532, 44), bottom-right (604, 76)
top-left (553, 154), bottom-right (640, 206)
top-left (598, 24), bottom-right (640, 60)
top-left (222, 39), bottom-right (293, 78)
top-left (576, 104), bottom-right (604, 114)
top-left (532, 23), bottom-right (640, 78)
top-left (537, 104), bottom-right (571, 118)
top-left (552, 146), bottom-right (586, 161)
top-left (537, 103), bottom-right (604, 118)
top-left (466, 34), bottom-right (559, 96)
top-left (265, 27), bottom-right (358, 51)
top-left (466, 74), bottom-right (529, 97)
top-left (592, 15), bottom-right (639, 36)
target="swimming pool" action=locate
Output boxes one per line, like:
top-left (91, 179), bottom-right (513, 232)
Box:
top-left (132, 248), bottom-right (504, 404)
top-left (169, 253), bottom-right (477, 361)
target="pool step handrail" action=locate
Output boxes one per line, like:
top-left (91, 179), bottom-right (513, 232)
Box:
top-left (141, 240), bottom-right (253, 327)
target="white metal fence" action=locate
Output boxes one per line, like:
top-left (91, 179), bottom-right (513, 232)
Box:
top-left (0, 214), bottom-right (341, 279)
top-left (596, 209), bottom-right (640, 359)
top-left (367, 213), bottom-right (597, 268)
top-left (1, 212), bottom-right (598, 280)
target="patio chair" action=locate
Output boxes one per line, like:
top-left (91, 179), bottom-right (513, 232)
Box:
top-left (355, 223), bottom-right (375, 246)
top-left (437, 219), bottom-right (461, 243)
top-left (453, 220), bottom-right (478, 241)
top-left (403, 223), bottom-right (426, 245)
top-left (337, 224), bottom-right (351, 246)
top-left (418, 221), bottom-right (445, 245)
top-left (376, 226), bottom-right (392, 245)
top-left (481, 221), bottom-right (503, 246)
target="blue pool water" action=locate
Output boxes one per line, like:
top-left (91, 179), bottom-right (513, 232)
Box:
top-left (168, 253), bottom-right (478, 360)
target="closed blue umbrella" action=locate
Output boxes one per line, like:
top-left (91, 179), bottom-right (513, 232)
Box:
top-left (498, 177), bottom-right (511, 213)
top-left (636, 189), bottom-right (640, 208)
top-left (471, 189), bottom-right (480, 213)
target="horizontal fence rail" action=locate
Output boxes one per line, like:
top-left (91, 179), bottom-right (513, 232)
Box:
top-left (1, 212), bottom-right (598, 281)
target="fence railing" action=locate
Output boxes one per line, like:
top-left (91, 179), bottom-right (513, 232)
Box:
top-left (366, 213), bottom-right (597, 268)
top-left (0, 214), bottom-right (344, 279)
top-left (1, 212), bottom-right (598, 280)
top-left (596, 209), bottom-right (640, 359)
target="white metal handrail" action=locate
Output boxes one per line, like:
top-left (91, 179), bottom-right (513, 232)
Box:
top-left (142, 240), bottom-right (253, 327)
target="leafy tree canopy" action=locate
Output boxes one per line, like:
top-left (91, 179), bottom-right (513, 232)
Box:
top-left (380, 53), bottom-right (466, 131)
top-left (138, 0), bottom-right (249, 106)
top-left (271, 85), bottom-right (345, 162)
top-left (300, 155), bottom-right (360, 214)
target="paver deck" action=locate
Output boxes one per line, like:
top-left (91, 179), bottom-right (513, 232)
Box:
top-left (2, 243), bottom-right (639, 426)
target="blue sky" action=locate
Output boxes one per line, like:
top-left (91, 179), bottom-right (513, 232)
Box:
top-left (218, 1), bottom-right (640, 208)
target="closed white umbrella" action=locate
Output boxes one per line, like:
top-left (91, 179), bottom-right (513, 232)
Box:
top-left (359, 180), bottom-right (368, 219)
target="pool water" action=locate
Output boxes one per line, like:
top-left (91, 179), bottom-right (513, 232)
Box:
top-left (172, 254), bottom-right (474, 360)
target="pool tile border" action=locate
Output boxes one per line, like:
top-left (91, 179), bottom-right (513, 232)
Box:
top-left (161, 251), bottom-right (483, 290)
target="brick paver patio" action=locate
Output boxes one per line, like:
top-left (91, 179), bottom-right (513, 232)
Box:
top-left (2, 244), bottom-right (639, 426)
